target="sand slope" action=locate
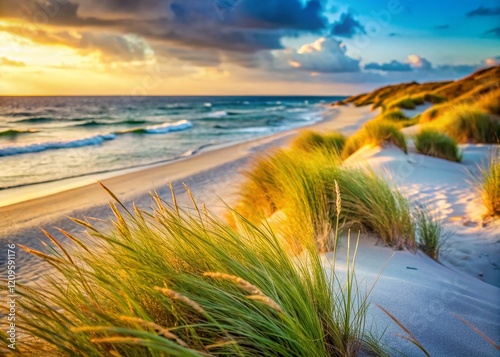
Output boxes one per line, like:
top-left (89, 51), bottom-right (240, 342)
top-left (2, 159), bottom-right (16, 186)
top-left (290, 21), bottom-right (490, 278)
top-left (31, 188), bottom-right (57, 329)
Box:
top-left (344, 144), bottom-right (500, 287)
top-left (329, 235), bottom-right (500, 356)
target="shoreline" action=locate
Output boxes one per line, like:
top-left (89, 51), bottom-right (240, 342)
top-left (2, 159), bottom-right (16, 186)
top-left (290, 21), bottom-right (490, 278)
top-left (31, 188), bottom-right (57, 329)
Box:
top-left (0, 105), bottom-right (374, 236)
top-left (0, 106), bottom-right (337, 208)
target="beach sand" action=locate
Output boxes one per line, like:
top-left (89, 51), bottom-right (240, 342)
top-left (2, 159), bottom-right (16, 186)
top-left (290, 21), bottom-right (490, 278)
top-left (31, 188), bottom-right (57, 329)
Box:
top-left (1, 105), bottom-right (499, 355)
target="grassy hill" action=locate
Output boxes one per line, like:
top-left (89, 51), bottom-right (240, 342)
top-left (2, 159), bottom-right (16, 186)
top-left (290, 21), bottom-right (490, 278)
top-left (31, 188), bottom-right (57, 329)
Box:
top-left (339, 65), bottom-right (500, 112)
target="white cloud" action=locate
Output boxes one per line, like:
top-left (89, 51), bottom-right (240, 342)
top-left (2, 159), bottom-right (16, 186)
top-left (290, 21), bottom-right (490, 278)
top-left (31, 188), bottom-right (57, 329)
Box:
top-left (407, 54), bottom-right (432, 70)
top-left (274, 37), bottom-right (360, 73)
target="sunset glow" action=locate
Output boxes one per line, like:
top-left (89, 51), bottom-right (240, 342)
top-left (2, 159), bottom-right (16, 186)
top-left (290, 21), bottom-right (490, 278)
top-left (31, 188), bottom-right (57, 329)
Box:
top-left (0, 1), bottom-right (499, 95)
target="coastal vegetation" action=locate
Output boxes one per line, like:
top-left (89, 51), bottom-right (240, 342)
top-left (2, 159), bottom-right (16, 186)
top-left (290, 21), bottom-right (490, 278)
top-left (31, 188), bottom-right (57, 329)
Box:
top-left (414, 129), bottom-right (462, 162)
top-left (475, 149), bottom-right (500, 217)
top-left (342, 120), bottom-right (407, 158)
top-left (10, 187), bottom-right (373, 356)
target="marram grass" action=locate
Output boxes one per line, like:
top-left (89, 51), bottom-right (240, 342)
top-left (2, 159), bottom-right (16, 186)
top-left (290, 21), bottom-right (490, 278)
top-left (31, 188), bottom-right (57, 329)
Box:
top-left (414, 129), bottom-right (462, 162)
top-left (342, 120), bottom-right (407, 159)
top-left (291, 130), bottom-right (346, 156)
top-left (475, 149), bottom-right (500, 217)
top-left (434, 103), bottom-right (500, 143)
top-left (236, 147), bottom-right (416, 251)
top-left (8, 186), bottom-right (374, 357)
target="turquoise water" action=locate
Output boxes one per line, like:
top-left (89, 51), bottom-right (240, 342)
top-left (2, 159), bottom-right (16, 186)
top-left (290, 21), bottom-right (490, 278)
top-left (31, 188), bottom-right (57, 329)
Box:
top-left (0, 96), bottom-right (343, 190)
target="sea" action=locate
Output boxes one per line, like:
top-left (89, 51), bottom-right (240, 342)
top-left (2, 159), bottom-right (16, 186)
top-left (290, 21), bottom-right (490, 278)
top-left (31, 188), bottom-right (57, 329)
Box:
top-left (0, 96), bottom-right (344, 202)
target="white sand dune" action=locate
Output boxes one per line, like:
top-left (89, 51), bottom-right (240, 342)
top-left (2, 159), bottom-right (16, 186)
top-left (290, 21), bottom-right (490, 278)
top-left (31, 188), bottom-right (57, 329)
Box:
top-left (344, 144), bottom-right (500, 287)
top-left (329, 235), bottom-right (499, 356)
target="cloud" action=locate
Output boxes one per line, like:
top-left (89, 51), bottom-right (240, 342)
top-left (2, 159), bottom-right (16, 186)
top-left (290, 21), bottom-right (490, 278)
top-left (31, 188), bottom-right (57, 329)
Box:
top-left (0, 57), bottom-right (26, 67)
top-left (79, 33), bottom-right (153, 62)
top-left (331, 12), bottom-right (365, 38)
top-left (434, 25), bottom-right (450, 30)
top-left (1, 24), bottom-right (152, 62)
top-left (364, 60), bottom-right (412, 72)
top-left (0, 0), bottom-right (334, 63)
top-left (275, 37), bottom-right (360, 73)
top-left (467, 6), bottom-right (500, 17)
top-left (483, 27), bottom-right (500, 37)
top-left (407, 54), bottom-right (432, 70)
top-left (483, 56), bottom-right (500, 66)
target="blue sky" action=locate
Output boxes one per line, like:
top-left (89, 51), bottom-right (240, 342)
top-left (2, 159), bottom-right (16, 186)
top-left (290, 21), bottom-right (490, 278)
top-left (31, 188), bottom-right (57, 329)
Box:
top-left (0, 0), bottom-right (499, 94)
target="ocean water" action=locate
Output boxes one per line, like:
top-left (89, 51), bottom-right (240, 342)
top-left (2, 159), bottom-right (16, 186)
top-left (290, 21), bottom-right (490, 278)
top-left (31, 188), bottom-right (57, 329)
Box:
top-left (0, 96), bottom-right (343, 192)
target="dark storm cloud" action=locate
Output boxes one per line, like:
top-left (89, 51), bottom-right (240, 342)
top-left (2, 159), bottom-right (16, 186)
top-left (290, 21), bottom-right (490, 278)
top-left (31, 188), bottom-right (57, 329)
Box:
top-left (331, 11), bottom-right (365, 38)
top-left (483, 27), bottom-right (500, 37)
top-left (1, 0), bottom-right (330, 55)
top-left (364, 60), bottom-right (412, 72)
top-left (467, 6), bottom-right (500, 17)
top-left (436, 64), bottom-right (477, 74)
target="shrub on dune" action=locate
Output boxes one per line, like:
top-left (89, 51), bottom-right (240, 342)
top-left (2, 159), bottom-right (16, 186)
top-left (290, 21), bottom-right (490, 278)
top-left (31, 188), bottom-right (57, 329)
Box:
top-left (422, 92), bottom-right (446, 104)
top-left (382, 110), bottom-right (408, 121)
top-left (412, 95), bottom-right (425, 106)
top-left (414, 129), bottom-right (462, 162)
top-left (475, 149), bottom-right (500, 217)
top-left (14, 187), bottom-right (370, 356)
top-left (387, 97), bottom-right (416, 110)
top-left (437, 103), bottom-right (500, 143)
top-left (419, 103), bottom-right (450, 123)
top-left (342, 120), bottom-right (407, 158)
top-left (476, 88), bottom-right (500, 115)
top-left (291, 130), bottom-right (346, 155)
top-left (415, 206), bottom-right (447, 260)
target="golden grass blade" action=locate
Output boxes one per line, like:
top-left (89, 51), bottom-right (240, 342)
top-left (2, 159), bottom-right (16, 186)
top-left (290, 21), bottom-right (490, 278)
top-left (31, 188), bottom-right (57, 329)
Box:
top-left (18, 244), bottom-right (66, 265)
top-left (55, 227), bottom-right (90, 252)
top-left (376, 304), bottom-right (431, 357)
top-left (69, 217), bottom-right (99, 232)
top-left (453, 313), bottom-right (500, 350)
top-left (169, 182), bottom-right (180, 216)
top-left (98, 181), bottom-right (132, 216)
top-left (154, 287), bottom-right (205, 315)
top-left (246, 295), bottom-right (284, 314)
top-left (203, 272), bottom-right (262, 295)
top-left (41, 228), bottom-right (74, 265)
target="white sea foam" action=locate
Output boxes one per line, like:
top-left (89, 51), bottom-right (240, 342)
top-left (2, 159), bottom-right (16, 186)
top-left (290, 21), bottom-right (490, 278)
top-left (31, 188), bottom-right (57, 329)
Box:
top-left (143, 120), bottom-right (193, 134)
top-left (0, 133), bottom-right (116, 157)
top-left (206, 110), bottom-right (228, 118)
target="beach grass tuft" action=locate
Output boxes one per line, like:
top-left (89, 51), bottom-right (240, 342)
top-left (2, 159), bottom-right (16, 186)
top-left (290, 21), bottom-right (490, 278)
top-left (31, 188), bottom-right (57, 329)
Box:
top-left (414, 206), bottom-right (447, 260)
top-left (236, 147), bottom-right (416, 251)
top-left (291, 130), bottom-right (346, 155)
top-left (381, 110), bottom-right (408, 121)
top-left (476, 88), bottom-right (500, 116)
top-left (435, 103), bottom-right (500, 143)
top-left (11, 186), bottom-right (373, 356)
top-left (342, 120), bottom-right (407, 158)
top-left (414, 129), bottom-right (462, 162)
top-left (387, 96), bottom-right (417, 110)
top-left (419, 103), bottom-right (450, 123)
top-left (475, 149), bottom-right (500, 217)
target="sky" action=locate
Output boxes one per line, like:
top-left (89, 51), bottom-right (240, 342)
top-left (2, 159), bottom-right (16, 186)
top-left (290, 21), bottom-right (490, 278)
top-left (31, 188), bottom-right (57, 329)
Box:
top-left (0, 0), bottom-right (499, 96)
